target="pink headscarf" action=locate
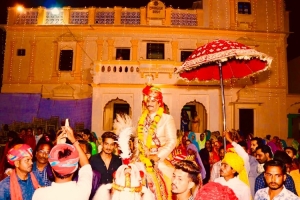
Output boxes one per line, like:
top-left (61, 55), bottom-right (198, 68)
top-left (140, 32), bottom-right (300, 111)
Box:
top-left (49, 144), bottom-right (79, 175)
top-left (7, 144), bottom-right (33, 166)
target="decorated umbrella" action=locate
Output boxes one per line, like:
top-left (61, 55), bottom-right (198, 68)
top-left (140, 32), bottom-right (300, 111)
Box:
top-left (175, 39), bottom-right (272, 144)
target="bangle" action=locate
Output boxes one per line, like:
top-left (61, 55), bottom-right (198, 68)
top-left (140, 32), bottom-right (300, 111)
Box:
top-left (72, 140), bottom-right (78, 144)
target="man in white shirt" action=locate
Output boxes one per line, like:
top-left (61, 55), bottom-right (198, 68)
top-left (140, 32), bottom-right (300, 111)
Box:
top-left (210, 147), bottom-right (225, 181)
top-left (254, 159), bottom-right (300, 200)
top-left (32, 126), bottom-right (93, 200)
top-left (225, 132), bottom-right (258, 197)
top-left (214, 151), bottom-right (251, 200)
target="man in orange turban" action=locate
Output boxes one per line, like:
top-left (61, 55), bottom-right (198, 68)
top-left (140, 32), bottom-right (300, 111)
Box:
top-left (137, 85), bottom-right (177, 200)
top-left (0, 144), bottom-right (40, 200)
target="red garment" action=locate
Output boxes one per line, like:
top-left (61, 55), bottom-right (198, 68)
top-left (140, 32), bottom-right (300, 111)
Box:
top-left (210, 150), bottom-right (220, 166)
top-left (10, 170), bottom-right (40, 200)
top-left (0, 143), bottom-right (10, 180)
top-left (23, 135), bottom-right (36, 151)
top-left (226, 143), bottom-right (234, 151)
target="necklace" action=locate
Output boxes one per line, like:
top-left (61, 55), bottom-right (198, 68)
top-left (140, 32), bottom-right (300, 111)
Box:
top-left (137, 107), bottom-right (164, 171)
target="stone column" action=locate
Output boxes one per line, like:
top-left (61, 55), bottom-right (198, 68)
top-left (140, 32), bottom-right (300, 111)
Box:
top-left (276, 0), bottom-right (283, 31)
top-left (229, 0), bottom-right (236, 29)
top-left (171, 41), bottom-right (178, 61)
top-left (107, 39), bottom-right (115, 60)
top-left (73, 41), bottom-right (84, 79)
top-left (63, 6), bottom-right (71, 24)
top-left (140, 7), bottom-right (147, 25)
top-left (131, 39), bottom-right (139, 61)
top-left (209, 0), bottom-right (214, 28)
top-left (28, 40), bottom-right (37, 80)
top-left (96, 39), bottom-right (104, 61)
top-left (88, 7), bottom-right (96, 25)
top-left (165, 7), bottom-right (172, 26)
top-left (37, 6), bottom-right (46, 25)
top-left (51, 41), bottom-right (59, 79)
top-left (197, 9), bottom-right (204, 27)
top-left (7, 40), bottom-right (16, 81)
top-left (114, 7), bottom-right (122, 25)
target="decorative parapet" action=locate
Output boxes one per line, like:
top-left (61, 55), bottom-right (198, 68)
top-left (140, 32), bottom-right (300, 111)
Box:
top-left (138, 60), bottom-right (175, 78)
top-left (15, 9), bottom-right (38, 24)
top-left (171, 9), bottom-right (197, 26)
top-left (45, 9), bottom-right (64, 24)
top-left (7, 4), bottom-right (201, 27)
top-left (121, 8), bottom-right (141, 25)
top-left (91, 60), bottom-right (179, 84)
top-left (70, 9), bottom-right (89, 24)
top-left (95, 8), bottom-right (115, 24)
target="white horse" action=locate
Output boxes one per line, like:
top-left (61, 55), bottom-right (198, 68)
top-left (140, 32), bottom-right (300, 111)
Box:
top-left (93, 163), bottom-right (154, 200)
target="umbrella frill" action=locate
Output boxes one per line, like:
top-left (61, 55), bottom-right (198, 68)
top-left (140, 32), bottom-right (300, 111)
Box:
top-left (175, 40), bottom-right (273, 75)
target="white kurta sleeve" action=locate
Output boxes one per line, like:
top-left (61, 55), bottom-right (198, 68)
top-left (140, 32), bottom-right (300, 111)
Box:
top-left (232, 141), bottom-right (250, 174)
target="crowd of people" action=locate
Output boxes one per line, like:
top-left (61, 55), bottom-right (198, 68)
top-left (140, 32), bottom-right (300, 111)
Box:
top-left (0, 85), bottom-right (300, 200)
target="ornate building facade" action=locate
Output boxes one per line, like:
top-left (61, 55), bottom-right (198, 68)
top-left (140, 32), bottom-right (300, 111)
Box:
top-left (2, 0), bottom-right (299, 139)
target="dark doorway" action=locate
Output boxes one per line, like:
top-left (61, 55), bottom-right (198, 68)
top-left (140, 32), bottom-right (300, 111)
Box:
top-left (113, 103), bottom-right (130, 119)
top-left (181, 105), bottom-right (196, 132)
top-left (239, 109), bottom-right (254, 136)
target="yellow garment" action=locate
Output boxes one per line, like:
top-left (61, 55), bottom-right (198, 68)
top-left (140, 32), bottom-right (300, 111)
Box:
top-left (222, 150), bottom-right (250, 187)
top-left (290, 170), bottom-right (300, 196)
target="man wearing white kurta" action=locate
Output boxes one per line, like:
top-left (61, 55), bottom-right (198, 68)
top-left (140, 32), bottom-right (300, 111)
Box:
top-left (214, 150), bottom-right (251, 200)
top-left (138, 85), bottom-right (177, 200)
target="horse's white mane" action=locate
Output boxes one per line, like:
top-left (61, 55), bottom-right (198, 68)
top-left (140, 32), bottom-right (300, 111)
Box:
top-left (113, 114), bottom-right (135, 161)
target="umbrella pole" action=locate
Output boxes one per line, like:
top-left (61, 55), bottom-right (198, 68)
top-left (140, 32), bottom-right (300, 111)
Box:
top-left (218, 63), bottom-right (227, 150)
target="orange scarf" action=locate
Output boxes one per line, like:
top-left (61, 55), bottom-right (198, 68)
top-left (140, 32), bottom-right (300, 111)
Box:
top-left (10, 169), bottom-right (40, 200)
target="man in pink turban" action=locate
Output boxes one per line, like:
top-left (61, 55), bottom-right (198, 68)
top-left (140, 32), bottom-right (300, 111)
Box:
top-left (32, 126), bottom-right (93, 200)
top-left (0, 144), bottom-right (40, 200)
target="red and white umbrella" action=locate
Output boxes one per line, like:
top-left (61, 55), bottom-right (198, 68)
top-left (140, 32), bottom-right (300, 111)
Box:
top-left (175, 39), bottom-right (272, 133)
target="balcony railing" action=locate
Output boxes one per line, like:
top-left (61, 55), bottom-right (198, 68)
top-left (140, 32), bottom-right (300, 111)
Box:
top-left (9, 6), bottom-right (202, 27)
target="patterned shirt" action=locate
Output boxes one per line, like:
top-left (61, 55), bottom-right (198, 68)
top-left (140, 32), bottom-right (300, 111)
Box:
top-left (254, 186), bottom-right (300, 200)
top-left (32, 162), bottom-right (52, 187)
top-left (210, 160), bottom-right (221, 181)
top-left (255, 173), bottom-right (297, 195)
top-left (0, 173), bottom-right (36, 200)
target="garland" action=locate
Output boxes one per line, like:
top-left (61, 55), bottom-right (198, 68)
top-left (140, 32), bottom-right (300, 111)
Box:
top-left (137, 107), bottom-right (164, 171)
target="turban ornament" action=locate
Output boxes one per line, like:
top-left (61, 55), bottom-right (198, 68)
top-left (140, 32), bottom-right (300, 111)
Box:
top-left (142, 85), bottom-right (163, 108)
top-left (48, 144), bottom-right (79, 175)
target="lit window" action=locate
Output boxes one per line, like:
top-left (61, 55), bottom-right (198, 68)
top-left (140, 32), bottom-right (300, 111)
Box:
top-left (17, 49), bottom-right (26, 56)
top-left (59, 50), bottom-right (73, 71)
top-left (147, 43), bottom-right (164, 59)
top-left (238, 2), bottom-right (251, 14)
top-left (181, 51), bottom-right (193, 62)
top-left (116, 48), bottom-right (130, 60)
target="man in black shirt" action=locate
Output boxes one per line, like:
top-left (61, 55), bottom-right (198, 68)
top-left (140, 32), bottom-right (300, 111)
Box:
top-left (89, 132), bottom-right (122, 184)
top-left (199, 140), bottom-right (212, 184)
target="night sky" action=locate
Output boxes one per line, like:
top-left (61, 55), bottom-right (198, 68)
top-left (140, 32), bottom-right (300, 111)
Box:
top-left (0, 0), bottom-right (299, 61)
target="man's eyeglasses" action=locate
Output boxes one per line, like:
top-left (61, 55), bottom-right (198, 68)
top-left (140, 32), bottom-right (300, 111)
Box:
top-left (38, 150), bottom-right (50, 156)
